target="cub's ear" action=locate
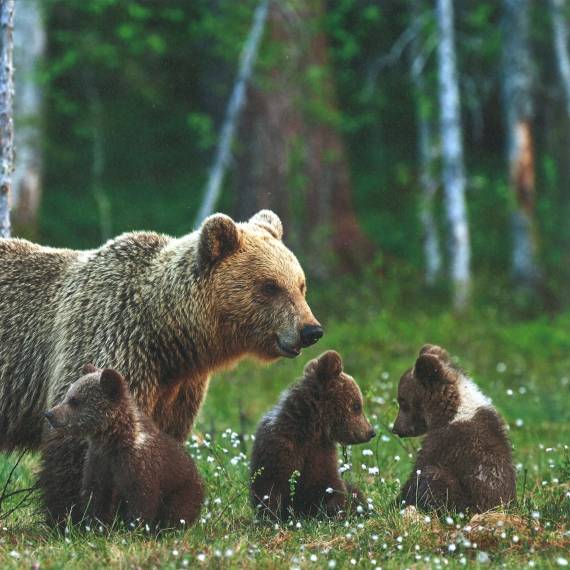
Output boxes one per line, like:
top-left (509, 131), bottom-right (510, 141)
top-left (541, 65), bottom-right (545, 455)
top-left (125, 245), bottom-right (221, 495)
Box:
top-left (307, 350), bottom-right (343, 383)
top-left (414, 354), bottom-right (446, 386)
top-left (100, 368), bottom-right (126, 401)
top-left (249, 210), bottom-right (283, 240)
top-left (419, 344), bottom-right (450, 362)
top-left (82, 363), bottom-right (99, 375)
top-left (198, 214), bottom-right (241, 271)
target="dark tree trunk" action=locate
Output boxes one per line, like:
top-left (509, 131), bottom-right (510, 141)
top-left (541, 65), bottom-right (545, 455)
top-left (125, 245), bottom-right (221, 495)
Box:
top-left (502, 0), bottom-right (540, 286)
top-left (234, 0), bottom-right (370, 275)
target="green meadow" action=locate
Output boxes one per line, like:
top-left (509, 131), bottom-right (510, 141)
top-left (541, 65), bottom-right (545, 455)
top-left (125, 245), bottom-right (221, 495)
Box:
top-left (0, 279), bottom-right (568, 569)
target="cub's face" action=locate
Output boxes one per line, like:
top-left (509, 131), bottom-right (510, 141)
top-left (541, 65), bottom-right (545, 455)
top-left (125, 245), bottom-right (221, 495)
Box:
top-left (392, 368), bottom-right (428, 437)
top-left (392, 344), bottom-right (459, 438)
top-left (305, 350), bottom-right (376, 445)
top-left (197, 211), bottom-right (323, 361)
top-left (44, 366), bottom-right (126, 437)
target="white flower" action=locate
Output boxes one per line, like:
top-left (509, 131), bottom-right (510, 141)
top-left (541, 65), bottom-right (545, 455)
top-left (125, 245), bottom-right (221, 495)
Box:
top-left (328, 561), bottom-right (337, 568)
top-left (197, 553), bottom-right (206, 562)
top-left (310, 554), bottom-right (318, 562)
top-left (556, 559), bottom-right (569, 567)
top-left (362, 449), bottom-right (373, 456)
top-left (9, 551), bottom-right (20, 559)
top-left (515, 418), bottom-right (524, 427)
top-left (369, 467), bottom-right (379, 475)
top-left (326, 487), bottom-right (334, 494)
top-left (225, 549), bottom-right (234, 557)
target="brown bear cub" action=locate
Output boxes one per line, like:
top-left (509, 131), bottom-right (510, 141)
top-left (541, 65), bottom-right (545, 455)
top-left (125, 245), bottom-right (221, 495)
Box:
top-left (44, 364), bottom-right (204, 528)
top-left (393, 345), bottom-right (516, 513)
top-left (250, 350), bottom-right (376, 520)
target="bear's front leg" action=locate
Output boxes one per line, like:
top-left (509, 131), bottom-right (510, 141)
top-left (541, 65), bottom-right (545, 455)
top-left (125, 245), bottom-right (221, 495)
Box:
top-left (81, 450), bottom-right (117, 525)
top-left (401, 466), bottom-right (466, 512)
top-left (38, 432), bottom-right (89, 527)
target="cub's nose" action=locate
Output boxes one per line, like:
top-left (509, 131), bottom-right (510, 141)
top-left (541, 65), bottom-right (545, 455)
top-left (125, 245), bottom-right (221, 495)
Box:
top-left (300, 324), bottom-right (324, 347)
top-left (368, 429), bottom-right (377, 440)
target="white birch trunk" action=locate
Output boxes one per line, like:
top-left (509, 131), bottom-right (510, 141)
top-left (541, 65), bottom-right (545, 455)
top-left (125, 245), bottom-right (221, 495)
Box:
top-left (502, 0), bottom-right (539, 285)
top-left (411, 1), bottom-right (442, 285)
top-left (436, 0), bottom-right (471, 310)
top-left (12, 0), bottom-right (44, 233)
top-left (195, 0), bottom-right (269, 226)
top-left (549, 0), bottom-right (570, 117)
top-left (0, 0), bottom-right (15, 238)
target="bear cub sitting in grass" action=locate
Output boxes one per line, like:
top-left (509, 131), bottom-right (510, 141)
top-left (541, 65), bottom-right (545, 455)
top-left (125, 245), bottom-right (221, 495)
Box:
top-left (393, 344), bottom-right (516, 513)
top-left (44, 364), bottom-right (204, 529)
top-left (250, 350), bottom-right (375, 520)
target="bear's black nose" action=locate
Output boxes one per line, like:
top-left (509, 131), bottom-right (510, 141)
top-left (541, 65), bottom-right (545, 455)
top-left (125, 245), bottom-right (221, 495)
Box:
top-left (368, 429), bottom-right (377, 440)
top-left (43, 410), bottom-right (53, 420)
top-left (300, 324), bottom-right (323, 347)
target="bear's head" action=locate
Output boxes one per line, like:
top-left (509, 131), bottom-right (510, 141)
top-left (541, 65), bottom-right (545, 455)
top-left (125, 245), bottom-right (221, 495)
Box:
top-left (304, 350), bottom-right (376, 445)
top-left (392, 344), bottom-right (490, 437)
top-left (44, 364), bottom-right (129, 437)
top-left (196, 210), bottom-right (323, 361)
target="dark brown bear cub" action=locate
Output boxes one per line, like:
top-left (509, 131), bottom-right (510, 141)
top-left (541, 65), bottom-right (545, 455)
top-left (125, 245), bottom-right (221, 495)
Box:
top-left (250, 350), bottom-right (376, 520)
top-left (44, 365), bottom-right (204, 528)
top-left (393, 345), bottom-right (516, 513)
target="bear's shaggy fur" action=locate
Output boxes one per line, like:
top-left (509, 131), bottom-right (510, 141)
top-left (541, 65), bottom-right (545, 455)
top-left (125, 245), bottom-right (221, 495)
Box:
top-left (0, 210), bottom-right (322, 522)
top-left (250, 350), bottom-right (376, 519)
top-left (44, 365), bottom-right (204, 529)
top-left (392, 344), bottom-right (516, 513)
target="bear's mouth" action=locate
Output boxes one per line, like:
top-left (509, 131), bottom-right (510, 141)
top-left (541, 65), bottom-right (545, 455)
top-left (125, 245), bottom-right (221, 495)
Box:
top-left (276, 338), bottom-right (301, 358)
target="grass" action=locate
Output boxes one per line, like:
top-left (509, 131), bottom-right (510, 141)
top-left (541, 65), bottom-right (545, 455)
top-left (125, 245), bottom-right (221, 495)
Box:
top-left (0, 277), bottom-right (569, 569)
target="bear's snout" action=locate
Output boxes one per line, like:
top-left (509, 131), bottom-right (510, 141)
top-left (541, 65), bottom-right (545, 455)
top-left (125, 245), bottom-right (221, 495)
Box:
top-left (300, 324), bottom-right (323, 347)
top-left (44, 409), bottom-right (67, 429)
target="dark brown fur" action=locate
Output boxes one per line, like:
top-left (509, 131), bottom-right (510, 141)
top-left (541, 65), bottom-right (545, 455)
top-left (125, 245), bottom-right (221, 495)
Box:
top-left (44, 365), bottom-right (204, 528)
top-left (250, 351), bottom-right (375, 519)
top-left (393, 345), bottom-right (516, 513)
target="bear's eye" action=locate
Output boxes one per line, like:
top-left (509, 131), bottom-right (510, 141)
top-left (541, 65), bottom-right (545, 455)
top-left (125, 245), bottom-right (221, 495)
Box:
top-left (68, 397), bottom-right (80, 407)
top-left (299, 282), bottom-right (306, 295)
top-left (261, 280), bottom-right (281, 296)
top-left (352, 402), bottom-right (362, 414)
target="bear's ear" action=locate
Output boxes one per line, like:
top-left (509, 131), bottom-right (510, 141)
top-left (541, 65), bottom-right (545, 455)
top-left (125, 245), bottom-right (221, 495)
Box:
top-left (414, 354), bottom-right (446, 386)
top-left (312, 350), bottom-right (343, 383)
top-left (198, 214), bottom-right (241, 271)
top-left (100, 368), bottom-right (126, 401)
top-left (82, 363), bottom-right (98, 375)
top-left (419, 344), bottom-right (450, 362)
top-left (249, 210), bottom-right (283, 240)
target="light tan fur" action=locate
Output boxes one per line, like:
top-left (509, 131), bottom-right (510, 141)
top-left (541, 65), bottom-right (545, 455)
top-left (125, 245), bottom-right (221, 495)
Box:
top-left (0, 210), bottom-right (320, 451)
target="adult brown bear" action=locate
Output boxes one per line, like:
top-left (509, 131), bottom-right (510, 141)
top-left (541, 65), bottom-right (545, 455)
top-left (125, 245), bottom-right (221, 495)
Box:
top-left (0, 210), bottom-right (322, 522)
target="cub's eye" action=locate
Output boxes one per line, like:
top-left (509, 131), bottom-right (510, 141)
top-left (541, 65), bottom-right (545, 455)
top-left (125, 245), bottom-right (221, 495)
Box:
top-left (68, 397), bottom-right (80, 407)
top-left (261, 280), bottom-right (280, 296)
top-left (352, 402), bottom-right (362, 414)
top-left (300, 282), bottom-right (306, 295)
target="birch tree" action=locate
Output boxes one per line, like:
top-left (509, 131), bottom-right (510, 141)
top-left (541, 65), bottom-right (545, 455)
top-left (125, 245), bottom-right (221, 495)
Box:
top-left (411, 1), bottom-right (441, 285)
top-left (549, 0), bottom-right (570, 117)
top-left (195, 0), bottom-right (269, 226)
top-left (436, 0), bottom-right (471, 309)
top-left (502, 0), bottom-right (540, 285)
top-left (12, 0), bottom-right (44, 236)
top-left (0, 0), bottom-right (15, 239)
